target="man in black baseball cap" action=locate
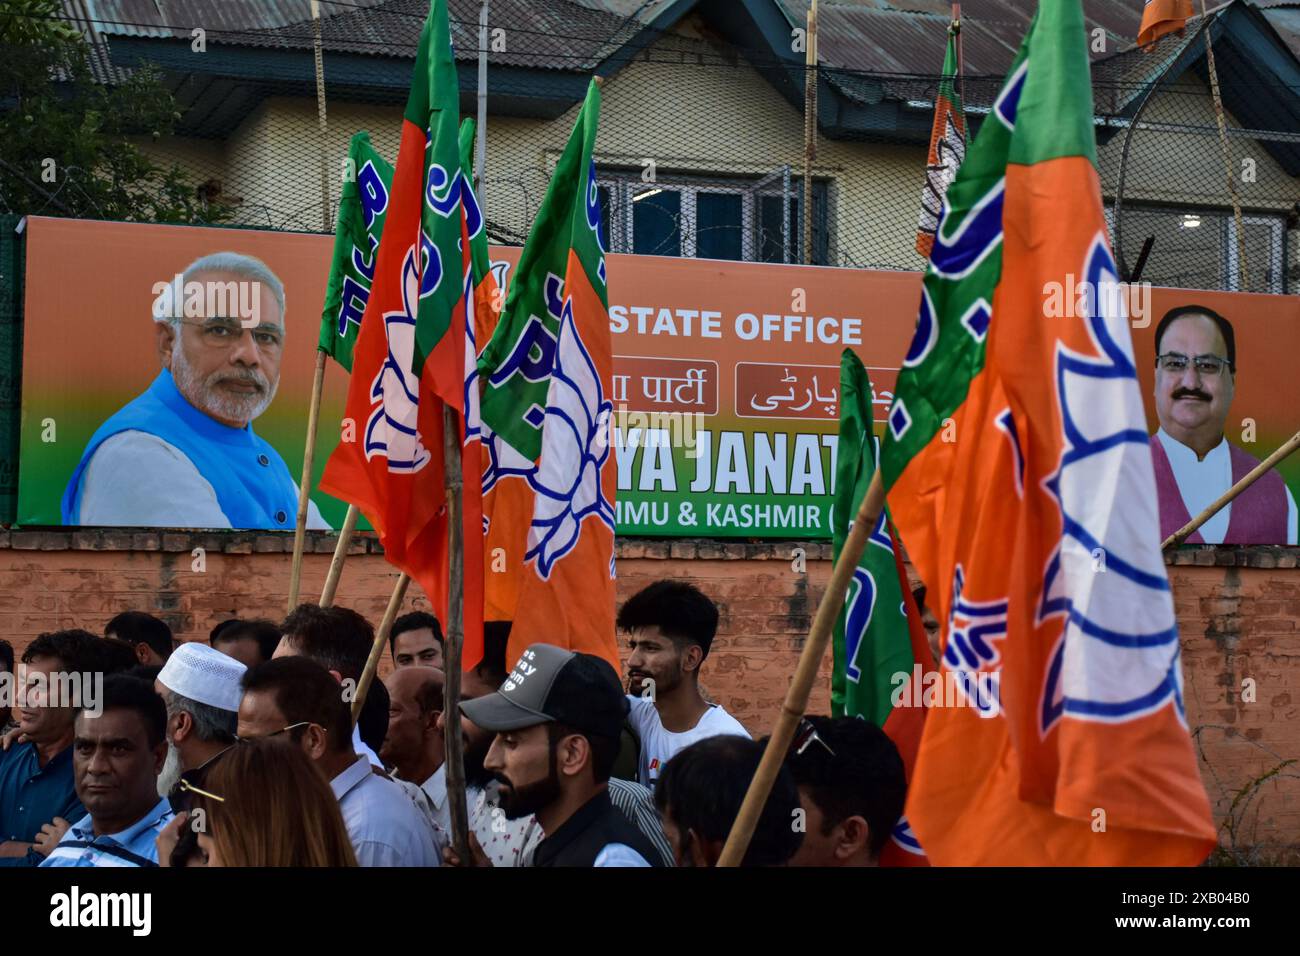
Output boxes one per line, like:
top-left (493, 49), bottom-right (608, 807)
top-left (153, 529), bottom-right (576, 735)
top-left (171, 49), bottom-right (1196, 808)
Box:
top-left (456, 643), bottom-right (663, 867)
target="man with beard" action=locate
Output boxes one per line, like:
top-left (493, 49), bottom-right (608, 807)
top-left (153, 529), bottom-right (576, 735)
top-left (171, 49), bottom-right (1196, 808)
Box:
top-left (456, 644), bottom-right (663, 868)
top-left (1150, 305), bottom-right (1297, 543)
top-left (436, 623), bottom-right (542, 866)
top-left (61, 251), bottom-right (330, 531)
top-left (619, 581), bottom-right (749, 788)
top-left (154, 643), bottom-right (244, 808)
top-left (40, 675), bottom-right (173, 867)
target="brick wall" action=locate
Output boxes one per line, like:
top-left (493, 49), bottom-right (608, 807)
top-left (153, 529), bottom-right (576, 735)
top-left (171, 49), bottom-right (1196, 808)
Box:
top-left (1, 530), bottom-right (1297, 857)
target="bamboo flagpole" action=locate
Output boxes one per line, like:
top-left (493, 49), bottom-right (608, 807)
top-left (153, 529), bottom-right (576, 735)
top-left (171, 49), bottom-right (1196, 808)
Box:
top-left (1199, 0), bottom-right (1248, 289)
top-left (1161, 429), bottom-right (1300, 550)
top-left (288, 352), bottom-right (326, 612)
top-left (318, 503), bottom-right (359, 607)
top-left (288, 0), bottom-right (334, 612)
top-left (439, 403), bottom-right (472, 863)
top-left (717, 468), bottom-right (886, 867)
top-left (350, 571), bottom-right (409, 724)
top-left (953, 3), bottom-right (964, 118)
top-left (802, 0), bottom-right (818, 265)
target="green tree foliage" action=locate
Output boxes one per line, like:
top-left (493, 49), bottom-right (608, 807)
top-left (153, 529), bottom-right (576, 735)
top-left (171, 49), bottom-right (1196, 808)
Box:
top-left (0, 0), bottom-right (232, 222)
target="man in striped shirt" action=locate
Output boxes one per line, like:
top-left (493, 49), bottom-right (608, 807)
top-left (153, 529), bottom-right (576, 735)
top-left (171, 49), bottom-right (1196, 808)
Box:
top-left (42, 676), bottom-right (174, 868)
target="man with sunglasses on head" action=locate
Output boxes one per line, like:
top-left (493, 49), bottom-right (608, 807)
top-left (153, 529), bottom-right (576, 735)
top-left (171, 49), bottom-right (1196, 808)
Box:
top-left (1150, 305), bottom-right (1296, 544)
top-left (781, 715), bottom-right (906, 867)
top-left (62, 251), bottom-right (330, 531)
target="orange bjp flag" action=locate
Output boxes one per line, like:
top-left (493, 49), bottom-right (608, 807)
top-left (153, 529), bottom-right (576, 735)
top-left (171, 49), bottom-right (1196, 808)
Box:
top-left (476, 80), bottom-right (619, 672)
top-left (879, 0), bottom-right (1216, 866)
top-left (319, 1), bottom-right (483, 669)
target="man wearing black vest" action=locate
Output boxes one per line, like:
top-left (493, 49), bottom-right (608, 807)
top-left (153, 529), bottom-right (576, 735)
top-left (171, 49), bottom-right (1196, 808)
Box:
top-left (458, 643), bottom-right (662, 868)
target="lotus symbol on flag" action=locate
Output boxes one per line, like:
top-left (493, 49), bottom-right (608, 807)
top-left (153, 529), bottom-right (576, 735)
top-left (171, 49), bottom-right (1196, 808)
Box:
top-left (524, 296), bottom-right (614, 579)
top-left (1038, 236), bottom-right (1183, 734)
top-left (364, 248), bottom-right (431, 473)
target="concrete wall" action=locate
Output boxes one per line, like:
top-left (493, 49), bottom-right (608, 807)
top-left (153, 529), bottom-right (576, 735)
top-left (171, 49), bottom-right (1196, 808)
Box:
top-left (1, 529), bottom-right (1297, 859)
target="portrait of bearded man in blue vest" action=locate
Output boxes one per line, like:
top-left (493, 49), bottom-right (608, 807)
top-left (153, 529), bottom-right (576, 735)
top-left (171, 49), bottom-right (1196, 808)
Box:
top-left (62, 252), bottom-right (331, 531)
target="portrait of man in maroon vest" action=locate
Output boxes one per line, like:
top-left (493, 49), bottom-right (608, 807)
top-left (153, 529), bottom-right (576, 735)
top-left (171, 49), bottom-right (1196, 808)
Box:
top-left (1150, 305), bottom-right (1297, 545)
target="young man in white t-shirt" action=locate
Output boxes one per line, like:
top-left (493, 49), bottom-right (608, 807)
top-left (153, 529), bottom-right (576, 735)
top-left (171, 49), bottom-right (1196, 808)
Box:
top-left (619, 581), bottom-right (750, 788)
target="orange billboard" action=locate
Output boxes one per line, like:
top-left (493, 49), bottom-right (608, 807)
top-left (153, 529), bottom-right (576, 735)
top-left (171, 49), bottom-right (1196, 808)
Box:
top-left (16, 216), bottom-right (1298, 542)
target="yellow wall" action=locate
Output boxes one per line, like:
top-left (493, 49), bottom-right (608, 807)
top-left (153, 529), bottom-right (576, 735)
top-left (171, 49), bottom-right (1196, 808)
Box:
top-left (135, 24), bottom-right (1297, 284)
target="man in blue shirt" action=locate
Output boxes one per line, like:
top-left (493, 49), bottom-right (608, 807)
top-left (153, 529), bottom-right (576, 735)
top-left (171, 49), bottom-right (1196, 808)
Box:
top-left (238, 657), bottom-right (437, 866)
top-left (61, 251), bottom-right (328, 532)
top-left (0, 630), bottom-right (100, 867)
top-left (42, 675), bottom-right (173, 868)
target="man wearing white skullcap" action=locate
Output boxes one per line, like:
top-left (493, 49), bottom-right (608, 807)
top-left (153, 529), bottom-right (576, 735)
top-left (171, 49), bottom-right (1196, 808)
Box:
top-left (154, 642), bottom-right (246, 806)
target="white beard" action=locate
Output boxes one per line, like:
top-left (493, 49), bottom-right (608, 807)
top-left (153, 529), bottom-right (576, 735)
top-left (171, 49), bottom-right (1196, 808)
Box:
top-left (157, 742), bottom-right (184, 798)
top-left (171, 337), bottom-right (278, 426)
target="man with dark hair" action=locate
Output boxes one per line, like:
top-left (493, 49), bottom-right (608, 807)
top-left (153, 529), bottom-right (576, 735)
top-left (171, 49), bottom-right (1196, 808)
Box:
top-left (782, 716), bottom-right (906, 866)
top-left (274, 603), bottom-right (387, 769)
top-left (96, 637), bottom-right (143, 675)
top-left (238, 657), bottom-right (437, 866)
top-left (452, 644), bottom-right (663, 868)
top-left (0, 640), bottom-right (15, 734)
top-left (41, 675), bottom-right (174, 867)
top-left (435, 622), bottom-right (540, 866)
top-left (209, 618), bottom-right (279, 670)
top-left (618, 580), bottom-right (749, 787)
top-left (654, 734), bottom-right (802, 867)
top-left (1151, 304), bottom-right (1296, 544)
top-left (155, 643), bottom-right (244, 806)
top-left (0, 630), bottom-right (100, 866)
top-left (389, 611), bottom-right (444, 670)
top-left (105, 611), bottom-right (174, 666)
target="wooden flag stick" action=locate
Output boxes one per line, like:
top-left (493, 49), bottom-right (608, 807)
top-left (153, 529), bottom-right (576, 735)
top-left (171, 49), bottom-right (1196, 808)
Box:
top-left (1200, 0), bottom-right (1248, 289)
top-left (319, 503), bottom-right (359, 608)
top-left (952, 3), bottom-right (965, 120)
top-left (1162, 429), bottom-right (1300, 550)
top-left (350, 571), bottom-right (409, 723)
top-left (440, 403), bottom-right (472, 863)
top-left (288, 350), bottom-right (327, 612)
top-left (717, 467), bottom-right (886, 867)
top-left (802, 0), bottom-right (818, 265)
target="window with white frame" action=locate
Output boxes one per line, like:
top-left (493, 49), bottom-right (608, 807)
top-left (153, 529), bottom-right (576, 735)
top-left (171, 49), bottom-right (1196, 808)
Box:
top-left (596, 169), bottom-right (830, 265)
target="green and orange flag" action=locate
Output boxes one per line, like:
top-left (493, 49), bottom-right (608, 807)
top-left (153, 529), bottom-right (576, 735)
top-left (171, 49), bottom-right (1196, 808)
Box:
top-left (881, 0), bottom-right (1215, 865)
top-left (319, 0), bottom-right (484, 669)
top-left (319, 132), bottom-right (394, 372)
top-left (831, 348), bottom-right (935, 865)
top-left (477, 79), bottom-right (619, 672)
top-left (916, 24), bottom-right (965, 258)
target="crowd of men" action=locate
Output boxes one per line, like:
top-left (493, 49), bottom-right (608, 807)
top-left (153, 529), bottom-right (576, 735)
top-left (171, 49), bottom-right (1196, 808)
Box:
top-left (0, 581), bottom-right (907, 867)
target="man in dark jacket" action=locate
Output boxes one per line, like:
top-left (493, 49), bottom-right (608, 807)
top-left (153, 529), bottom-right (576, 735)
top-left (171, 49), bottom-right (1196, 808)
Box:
top-left (454, 644), bottom-right (662, 868)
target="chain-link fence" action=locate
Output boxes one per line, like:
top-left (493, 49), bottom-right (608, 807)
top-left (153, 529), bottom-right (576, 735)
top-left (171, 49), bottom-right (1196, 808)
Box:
top-left (3, 0), bottom-right (1299, 293)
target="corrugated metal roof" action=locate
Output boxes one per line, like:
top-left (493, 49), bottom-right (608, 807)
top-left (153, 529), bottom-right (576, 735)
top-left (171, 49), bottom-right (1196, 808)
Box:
top-left (776, 0), bottom-right (1152, 76)
top-left (66, 0), bottom-right (636, 70)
